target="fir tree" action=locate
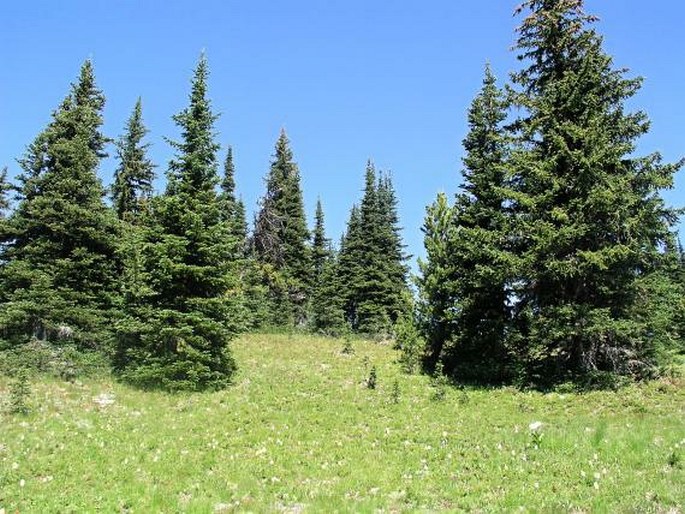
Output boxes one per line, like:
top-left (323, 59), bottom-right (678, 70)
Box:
top-left (311, 198), bottom-right (331, 280)
top-left (219, 146), bottom-right (248, 248)
top-left (253, 130), bottom-right (312, 326)
top-left (112, 98), bottom-right (155, 221)
top-left (417, 192), bottom-right (455, 369)
top-left (0, 60), bottom-right (119, 350)
top-left (116, 55), bottom-right (237, 390)
top-left (338, 162), bottom-right (410, 333)
top-left (509, 0), bottom-right (683, 382)
top-left (338, 204), bottom-right (364, 328)
top-left (309, 199), bottom-right (345, 333)
top-left (376, 172), bottom-right (410, 323)
top-left (446, 65), bottom-right (513, 383)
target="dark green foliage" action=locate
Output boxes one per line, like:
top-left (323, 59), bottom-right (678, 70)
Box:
top-left (0, 60), bottom-right (119, 351)
top-left (308, 198), bottom-right (346, 333)
top-left (338, 204), bottom-right (364, 327)
top-left (115, 55), bottom-right (237, 391)
top-left (220, 146), bottom-right (248, 249)
top-left (311, 198), bottom-right (330, 280)
top-left (338, 162), bottom-right (410, 334)
top-left (445, 66), bottom-right (513, 383)
top-left (509, 0), bottom-right (683, 383)
top-left (9, 367), bottom-right (31, 415)
top-left (416, 192), bottom-right (455, 369)
top-left (418, 0), bottom-right (682, 387)
top-left (112, 98), bottom-right (155, 221)
top-left (253, 130), bottom-right (312, 326)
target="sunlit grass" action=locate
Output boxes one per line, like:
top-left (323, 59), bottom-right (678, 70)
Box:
top-left (1, 333), bottom-right (684, 512)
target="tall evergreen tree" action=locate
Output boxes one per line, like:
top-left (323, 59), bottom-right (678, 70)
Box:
top-left (376, 172), bottom-right (410, 323)
top-left (445, 65), bottom-right (513, 382)
top-left (417, 192), bottom-right (455, 369)
top-left (253, 130), bottom-right (312, 326)
top-left (311, 198), bottom-right (331, 280)
top-left (112, 98), bottom-right (155, 221)
top-left (338, 204), bottom-right (364, 327)
top-left (0, 60), bottom-right (119, 350)
top-left (337, 162), bottom-right (410, 333)
top-left (509, 0), bottom-right (683, 382)
top-left (309, 199), bottom-right (345, 333)
top-left (220, 145), bottom-right (248, 251)
top-left (116, 55), bottom-right (237, 390)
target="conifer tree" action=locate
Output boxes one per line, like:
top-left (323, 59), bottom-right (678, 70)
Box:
top-left (445, 65), bottom-right (513, 382)
top-left (338, 204), bottom-right (364, 327)
top-left (253, 130), bottom-right (312, 325)
top-left (0, 61), bottom-right (119, 350)
top-left (112, 98), bottom-right (155, 221)
top-left (338, 162), bottom-right (410, 333)
top-left (376, 172), bottom-right (410, 323)
top-left (309, 199), bottom-right (345, 333)
top-left (311, 198), bottom-right (330, 280)
top-left (509, 0), bottom-right (683, 382)
top-left (417, 192), bottom-right (455, 369)
top-left (220, 146), bottom-right (248, 248)
top-left (116, 55), bottom-right (237, 390)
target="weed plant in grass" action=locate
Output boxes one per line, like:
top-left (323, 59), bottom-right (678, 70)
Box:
top-left (0, 333), bottom-right (684, 512)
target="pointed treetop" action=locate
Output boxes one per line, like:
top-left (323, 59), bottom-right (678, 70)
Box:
top-left (167, 53), bottom-right (220, 194)
top-left (222, 145), bottom-right (236, 196)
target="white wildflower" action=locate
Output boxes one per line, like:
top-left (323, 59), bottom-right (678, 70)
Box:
top-left (529, 421), bottom-right (543, 431)
top-left (93, 393), bottom-right (116, 408)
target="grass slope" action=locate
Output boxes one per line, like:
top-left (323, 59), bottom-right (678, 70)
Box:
top-left (1, 333), bottom-right (684, 513)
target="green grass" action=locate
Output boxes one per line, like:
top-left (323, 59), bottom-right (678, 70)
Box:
top-left (1, 333), bottom-right (684, 513)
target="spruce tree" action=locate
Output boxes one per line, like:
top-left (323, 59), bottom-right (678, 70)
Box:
top-left (112, 98), bottom-right (155, 221)
top-left (337, 163), bottom-right (410, 333)
top-left (417, 192), bottom-right (455, 369)
top-left (116, 55), bottom-right (237, 390)
top-left (509, 0), bottom-right (683, 382)
top-left (309, 199), bottom-right (345, 333)
top-left (445, 65), bottom-right (513, 382)
top-left (311, 198), bottom-right (330, 280)
top-left (338, 204), bottom-right (364, 328)
top-left (376, 172), bottom-right (410, 323)
top-left (220, 146), bottom-right (248, 248)
top-left (0, 60), bottom-right (119, 350)
top-left (253, 130), bottom-right (312, 326)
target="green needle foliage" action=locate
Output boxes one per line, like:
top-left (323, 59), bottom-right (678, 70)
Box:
top-left (447, 65), bottom-right (513, 383)
top-left (509, 0), bottom-right (683, 384)
top-left (417, 192), bottom-right (456, 370)
top-left (309, 199), bottom-right (345, 334)
top-left (339, 162), bottom-right (410, 334)
top-left (253, 130), bottom-right (312, 327)
top-left (0, 60), bottom-right (119, 351)
top-left (220, 146), bottom-right (248, 249)
top-left (115, 55), bottom-right (237, 391)
top-left (112, 98), bottom-right (156, 222)
top-left (418, 0), bottom-right (683, 387)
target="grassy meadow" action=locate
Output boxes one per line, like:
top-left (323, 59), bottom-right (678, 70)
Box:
top-left (1, 333), bottom-right (684, 513)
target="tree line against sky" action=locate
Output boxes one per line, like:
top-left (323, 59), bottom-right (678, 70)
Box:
top-left (1, 0), bottom-right (683, 390)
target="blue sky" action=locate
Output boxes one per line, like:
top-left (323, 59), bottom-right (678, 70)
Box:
top-left (1, 1), bottom-right (684, 270)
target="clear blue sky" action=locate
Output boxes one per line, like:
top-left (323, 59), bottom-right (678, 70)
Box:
top-left (1, 1), bottom-right (683, 270)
